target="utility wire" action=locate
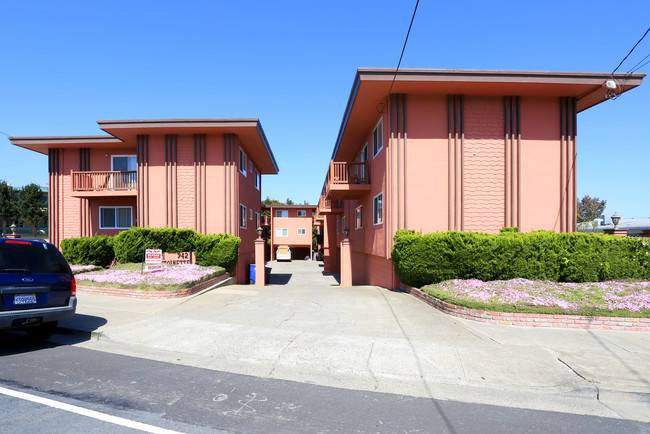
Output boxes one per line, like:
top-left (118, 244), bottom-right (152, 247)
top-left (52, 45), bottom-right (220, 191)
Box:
top-left (627, 52), bottom-right (650, 73)
top-left (387, 0), bottom-right (420, 97)
top-left (0, 130), bottom-right (10, 137)
top-left (612, 27), bottom-right (650, 74)
top-left (377, 0), bottom-right (420, 113)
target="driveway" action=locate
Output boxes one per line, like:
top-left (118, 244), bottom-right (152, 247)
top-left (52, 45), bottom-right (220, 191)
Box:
top-left (62, 260), bottom-right (650, 422)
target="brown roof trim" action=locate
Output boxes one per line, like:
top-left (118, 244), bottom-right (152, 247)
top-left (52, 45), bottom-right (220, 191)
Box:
top-left (97, 118), bottom-right (261, 129)
top-left (265, 205), bottom-right (318, 209)
top-left (9, 135), bottom-right (124, 154)
top-left (9, 135), bottom-right (122, 145)
top-left (357, 68), bottom-right (647, 84)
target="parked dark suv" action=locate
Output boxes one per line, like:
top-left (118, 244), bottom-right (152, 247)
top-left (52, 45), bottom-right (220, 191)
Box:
top-left (0, 238), bottom-right (77, 338)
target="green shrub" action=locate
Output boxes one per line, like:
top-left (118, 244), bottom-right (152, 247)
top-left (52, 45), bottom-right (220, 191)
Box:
top-left (392, 229), bottom-right (650, 287)
top-left (194, 233), bottom-right (241, 272)
top-left (112, 227), bottom-right (199, 263)
top-left (61, 236), bottom-right (114, 267)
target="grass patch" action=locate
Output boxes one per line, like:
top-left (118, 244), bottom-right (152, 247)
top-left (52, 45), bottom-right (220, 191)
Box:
top-left (421, 278), bottom-right (650, 318)
top-left (75, 262), bottom-right (226, 291)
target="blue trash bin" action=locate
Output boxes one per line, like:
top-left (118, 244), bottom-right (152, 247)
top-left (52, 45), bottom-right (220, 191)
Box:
top-left (249, 264), bottom-right (256, 284)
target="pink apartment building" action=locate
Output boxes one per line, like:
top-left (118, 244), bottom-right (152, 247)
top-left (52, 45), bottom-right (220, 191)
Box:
top-left (268, 205), bottom-right (317, 261)
top-left (315, 68), bottom-right (645, 289)
top-left (10, 119), bottom-right (279, 283)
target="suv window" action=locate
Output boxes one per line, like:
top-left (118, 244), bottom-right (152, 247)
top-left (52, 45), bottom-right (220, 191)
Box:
top-left (0, 241), bottom-right (71, 274)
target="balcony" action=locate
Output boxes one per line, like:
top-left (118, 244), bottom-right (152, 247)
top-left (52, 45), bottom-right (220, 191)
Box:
top-left (324, 160), bottom-right (370, 201)
top-left (317, 195), bottom-right (344, 215)
top-left (70, 170), bottom-right (137, 197)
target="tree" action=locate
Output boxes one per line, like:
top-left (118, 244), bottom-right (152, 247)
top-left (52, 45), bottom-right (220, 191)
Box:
top-left (577, 195), bottom-right (606, 224)
top-left (0, 181), bottom-right (18, 235)
top-left (18, 183), bottom-right (47, 237)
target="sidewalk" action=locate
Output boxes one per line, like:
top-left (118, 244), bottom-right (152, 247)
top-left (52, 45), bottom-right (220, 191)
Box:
top-left (59, 261), bottom-right (650, 422)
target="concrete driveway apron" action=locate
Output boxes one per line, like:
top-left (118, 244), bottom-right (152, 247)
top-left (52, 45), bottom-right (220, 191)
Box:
top-left (67, 260), bottom-right (650, 421)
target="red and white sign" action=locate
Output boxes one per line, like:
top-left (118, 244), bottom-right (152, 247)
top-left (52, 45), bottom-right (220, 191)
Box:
top-left (144, 248), bottom-right (163, 272)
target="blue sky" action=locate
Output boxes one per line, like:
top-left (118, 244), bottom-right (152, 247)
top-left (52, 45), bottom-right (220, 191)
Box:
top-left (1, 1), bottom-right (649, 219)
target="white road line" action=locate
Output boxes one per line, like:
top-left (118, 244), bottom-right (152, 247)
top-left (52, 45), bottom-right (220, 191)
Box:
top-left (0, 386), bottom-right (183, 434)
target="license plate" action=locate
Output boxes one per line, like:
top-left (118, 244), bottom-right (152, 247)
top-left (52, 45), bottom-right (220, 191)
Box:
top-left (14, 294), bottom-right (37, 305)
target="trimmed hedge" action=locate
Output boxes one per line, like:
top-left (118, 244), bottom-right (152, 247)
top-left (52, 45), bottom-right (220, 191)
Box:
top-left (392, 230), bottom-right (650, 288)
top-left (61, 235), bottom-right (115, 267)
top-left (112, 227), bottom-right (199, 263)
top-left (61, 228), bottom-right (240, 272)
top-left (195, 233), bottom-right (241, 272)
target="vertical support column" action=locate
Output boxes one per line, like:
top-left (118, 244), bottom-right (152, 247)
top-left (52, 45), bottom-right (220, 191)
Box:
top-left (48, 148), bottom-right (60, 247)
top-left (447, 95), bottom-right (464, 230)
top-left (504, 96), bottom-right (521, 229)
top-left (137, 134), bottom-right (149, 228)
top-left (340, 237), bottom-right (352, 286)
top-left (559, 97), bottom-right (577, 233)
top-left (255, 237), bottom-right (265, 286)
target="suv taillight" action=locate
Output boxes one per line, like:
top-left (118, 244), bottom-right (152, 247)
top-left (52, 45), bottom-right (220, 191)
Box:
top-left (71, 278), bottom-right (77, 297)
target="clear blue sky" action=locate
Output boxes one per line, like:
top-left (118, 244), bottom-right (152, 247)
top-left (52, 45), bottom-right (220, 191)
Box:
top-left (2, 1), bottom-right (649, 219)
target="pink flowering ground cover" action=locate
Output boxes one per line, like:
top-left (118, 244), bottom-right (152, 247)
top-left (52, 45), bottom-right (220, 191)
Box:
top-left (422, 278), bottom-right (650, 317)
top-left (69, 264), bottom-right (103, 274)
top-left (74, 263), bottom-right (225, 290)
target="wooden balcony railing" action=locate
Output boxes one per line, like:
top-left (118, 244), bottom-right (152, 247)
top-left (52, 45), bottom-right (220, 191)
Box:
top-left (318, 196), bottom-right (343, 211)
top-left (326, 161), bottom-right (369, 186)
top-left (71, 171), bottom-right (137, 192)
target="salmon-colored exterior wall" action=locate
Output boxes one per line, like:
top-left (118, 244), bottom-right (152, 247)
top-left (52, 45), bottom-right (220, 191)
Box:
top-left (269, 206), bottom-right (316, 261)
top-left (13, 119), bottom-right (277, 284)
top-left (318, 69), bottom-right (643, 289)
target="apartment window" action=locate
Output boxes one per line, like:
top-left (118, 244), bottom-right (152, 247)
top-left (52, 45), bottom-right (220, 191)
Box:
top-left (275, 228), bottom-right (288, 237)
top-left (239, 149), bottom-right (247, 176)
top-left (355, 206), bottom-right (363, 229)
top-left (249, 208), bottom-right (253, 220)
top-left (249, 161), bottom-right (253, 173)
top-left (297, 228), bottom-right (306, 235)
top-left (111, 155), bottom-right (137, 172)
top-left (100, 206), bottom-right (132, 229)
top-left (372, 118), bottom-right (383, 157)
top-left (239, 204), bottom-right (247, 228)
top-left (373, 193), bottom-right (383, 225)
top-left (297, 210), bottom-right (307, 217)
top-left (275, 210), bottom-right (288, 218)
top-left (254, 169), bottom-right (260, 190)
top-left (255, 212), bottom-right (260, 228)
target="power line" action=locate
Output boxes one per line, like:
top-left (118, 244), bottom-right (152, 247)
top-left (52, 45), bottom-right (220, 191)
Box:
top-left (387, 0), bottom-right (420, 97)
top-left (627, 52), bottom-right (650, 73)
top-left (377, 0), bottom-right (420, 113)
top-left (0, 130), bottom-right (10, 137)
top-left (612, 27), bottom-right (650, 74)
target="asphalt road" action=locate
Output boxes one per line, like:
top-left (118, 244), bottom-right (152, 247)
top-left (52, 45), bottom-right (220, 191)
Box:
top-left (0, 331), bottom-right (647, 434)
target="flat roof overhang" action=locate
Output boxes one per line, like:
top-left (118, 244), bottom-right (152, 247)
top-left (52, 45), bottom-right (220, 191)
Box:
top-left (98, 119), bottom-right (279, 174)
top-left (331, 68), bottom-right (646, 162)
top-left (9, 136), bottom-right (124, 155)
top-left (10, 118), bottom-right (279, 175)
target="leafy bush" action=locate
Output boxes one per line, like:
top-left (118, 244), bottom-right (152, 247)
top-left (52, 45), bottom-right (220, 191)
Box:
top-left (61, 236), bottom-right (114, 267)
top-left (112, 227), bottom-right (198, 263)
top-left (392, 230), bottom-right (650, 287)
top-left (195, 233), bottom-right (241, 272)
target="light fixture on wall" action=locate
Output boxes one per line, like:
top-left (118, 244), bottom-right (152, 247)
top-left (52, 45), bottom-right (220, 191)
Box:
top-left (256, 226), bottom-right (263, 239)
top-left (611, 212), bottom-right (621, 228)
top-left (344, 227), bottom-right (350, 240)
